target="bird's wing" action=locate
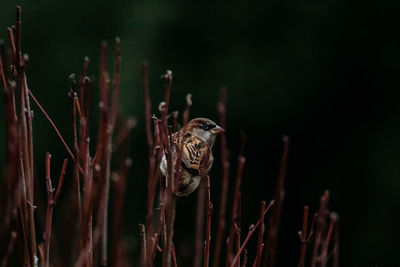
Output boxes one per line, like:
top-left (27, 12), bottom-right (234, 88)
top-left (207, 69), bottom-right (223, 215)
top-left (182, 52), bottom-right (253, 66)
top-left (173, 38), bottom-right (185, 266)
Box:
top-left (174, 133), bottom-right (213, 177)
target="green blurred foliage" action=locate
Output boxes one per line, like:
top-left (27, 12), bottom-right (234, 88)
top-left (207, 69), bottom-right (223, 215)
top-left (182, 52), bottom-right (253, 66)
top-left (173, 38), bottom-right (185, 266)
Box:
top-left (1, 1), bottom-right (400, 265)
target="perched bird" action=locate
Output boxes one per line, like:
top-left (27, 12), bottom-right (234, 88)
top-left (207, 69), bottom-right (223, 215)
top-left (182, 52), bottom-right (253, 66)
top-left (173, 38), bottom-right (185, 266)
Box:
top-left (160, 118), bottom-right (225, 196)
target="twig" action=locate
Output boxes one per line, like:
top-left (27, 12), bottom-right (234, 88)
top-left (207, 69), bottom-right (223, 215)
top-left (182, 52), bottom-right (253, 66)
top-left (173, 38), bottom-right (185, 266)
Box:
top-left (311, 190), bottom-right (330, 267)
top-left (112, 158), bottom-right (132, 267)
top-left (241, 249), bottom-right (248, 267)
top-left (53, 159), bottom-right (68, 204)
top-left (161, 70), bottom-right (175, 267)
top-left (230, 200), bottom-right (275, 267)
top-left (298, 206), bottom-right (309, 267)
top-left (214, 87), bottom-right (229, 267)
top-left (263, 135), bottom-right (290, 267)
top-left (42, 153), bottom-right (67, 267)
top-left (172, 244), bottom-right (178, 267)
top-left (306, 213), bottom-right (318, 243)
top-left (28, 89), bottom-right (80, 168)
top-left (226, 133), bottom-right (246, 267)
top-left (72, 93), bottom-right (83, 251)
top-left (78, 56), bottom-right (90, 111)
top-left (253, 201), bottom-right (266, 267)
top-left (203, 176), bottom-right (212, 267)
top-left (140, 224), bottom-right (147, 267)
top-left (320, 213), bottom-right (338, 267)
top-left (332, 215), bottom-right (339, 267)
top-left (194, 178), bottom-right (206, 267)
top-left (43, 153), bottom-right (53, 267)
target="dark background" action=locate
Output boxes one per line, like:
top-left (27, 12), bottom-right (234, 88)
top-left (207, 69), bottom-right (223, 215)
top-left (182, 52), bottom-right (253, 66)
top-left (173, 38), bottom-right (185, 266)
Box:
top-left (1, 1), bottom-right (400, 266)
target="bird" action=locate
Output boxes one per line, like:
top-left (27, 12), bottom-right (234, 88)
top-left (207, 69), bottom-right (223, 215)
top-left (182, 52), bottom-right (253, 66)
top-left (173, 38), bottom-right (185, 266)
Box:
top-left (160, 118), bottom-right (225, 196)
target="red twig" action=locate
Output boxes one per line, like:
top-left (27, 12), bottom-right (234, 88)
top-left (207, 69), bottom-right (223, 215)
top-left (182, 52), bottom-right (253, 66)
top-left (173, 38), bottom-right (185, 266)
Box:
top-left (172, 244), bottom-right (178, 267)
top-left (263, 135), bottom-right (290, 267)
top-left (226, 134), bottom-right (246, 267)
top-left (230, 200), bottom-right (275, 267)
top-left (53, 159), bottom-right (68, 204)
top-left (203, 176), bottom-right (212, 267)
top-left (140, 224), bottom-right (147, 267)
top-left (332, 216), bottom-right (339, 267)
top-left (27, 89), bottom-right (76, 163)
top-left (194, 178), bottom-right (206, 267)
top-left (161, 70), bottom-right (175, 267)
top-left (253, 201), bottom-right (266, 267)
top-left (43, 153), bottom-right (53, 267)
top-left (306, 213), bottom-right (319, 243)
top-left (311, 190), bottom-right (330, 267)
top-left (298, 206), bottom-right (309, 267)
top-left (240, 249), bottom-right (248, 267)
top-left (320, 213), bottom-right (338, 267)
top-left (112, 158), bottom-right (132, 267)
top-left (43, 153), bottom-right (67, 267)
top-left (78, 56), bottom-right (90, 111)
top-left (214, 87), bottom-right (229, 267)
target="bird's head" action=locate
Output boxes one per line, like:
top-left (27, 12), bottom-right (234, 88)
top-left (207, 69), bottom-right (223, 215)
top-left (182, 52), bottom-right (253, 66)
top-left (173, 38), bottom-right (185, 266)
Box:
top-left (185, 118), bottom-right (225, 146)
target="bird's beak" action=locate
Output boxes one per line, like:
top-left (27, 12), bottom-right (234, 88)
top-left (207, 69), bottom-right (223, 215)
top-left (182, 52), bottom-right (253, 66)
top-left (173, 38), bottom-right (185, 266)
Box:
top-left (211, 125), bottom-right (225, 134)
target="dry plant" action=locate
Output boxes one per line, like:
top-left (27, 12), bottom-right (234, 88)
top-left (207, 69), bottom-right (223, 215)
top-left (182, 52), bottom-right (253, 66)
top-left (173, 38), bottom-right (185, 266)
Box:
top-left (0, 6), bottom-right (340, 267)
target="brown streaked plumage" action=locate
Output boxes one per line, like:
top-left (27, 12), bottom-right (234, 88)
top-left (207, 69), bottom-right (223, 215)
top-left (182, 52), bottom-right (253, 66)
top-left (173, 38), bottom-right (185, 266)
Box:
top-left (160, 118), bottom-right (224, 196)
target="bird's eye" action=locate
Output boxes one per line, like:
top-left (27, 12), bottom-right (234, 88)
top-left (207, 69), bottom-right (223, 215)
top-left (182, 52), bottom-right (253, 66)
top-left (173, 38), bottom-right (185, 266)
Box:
top-left (201, 123), bottom-right (216, 131)
top-left (201, 124), bottom-right (210, 131)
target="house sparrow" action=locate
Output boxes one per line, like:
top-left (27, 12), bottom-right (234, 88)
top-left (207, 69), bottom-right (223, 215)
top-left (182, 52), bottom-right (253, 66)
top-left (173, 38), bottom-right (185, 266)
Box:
top-left (160, 118), bottom-right (225, 196)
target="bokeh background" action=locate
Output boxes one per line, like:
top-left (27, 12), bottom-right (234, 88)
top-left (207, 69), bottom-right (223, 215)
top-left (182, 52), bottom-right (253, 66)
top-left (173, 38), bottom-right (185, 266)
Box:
top-left (1, 1), bottom-right (399, 266)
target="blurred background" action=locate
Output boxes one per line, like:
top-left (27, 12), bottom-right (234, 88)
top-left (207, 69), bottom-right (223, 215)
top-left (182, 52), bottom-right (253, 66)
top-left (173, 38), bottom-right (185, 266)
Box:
top-left (1, 1), bottom-right (399, 266)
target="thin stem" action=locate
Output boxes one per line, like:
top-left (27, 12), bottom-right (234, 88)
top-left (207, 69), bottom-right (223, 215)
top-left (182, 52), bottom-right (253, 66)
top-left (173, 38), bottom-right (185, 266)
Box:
top-left (226, 134), bottom-right (246, 267)
top-left (140, 224), bottom-right (147, 267)
top-left (263, 135), bottom-right (290, 267)
top-left (254, 201), bottom-right (266, 267)
top-left (53, 159), bottom-right (68, 204)
top-left (214, 87), bottom-right (229, 267)
top-left (298, 206), bottom-right (309, 267)
top-left (230, 200), bottom-right (275, 267)
top-left (43, 153), bottom-right (53, 267)
top-left (194, 179), bottom-right (206, 267)
top-left (27, 89), bottom-right (75, 162)
top-left (203, 176), bottom-right (212, 267)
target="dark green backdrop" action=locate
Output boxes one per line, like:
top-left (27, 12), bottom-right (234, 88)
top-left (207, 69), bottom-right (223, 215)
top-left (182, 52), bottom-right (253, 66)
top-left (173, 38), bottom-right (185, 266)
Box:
top-left (1, 1), bottom-right (399, 266)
